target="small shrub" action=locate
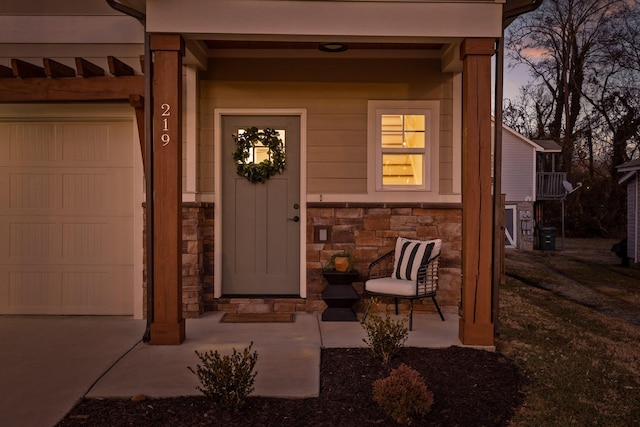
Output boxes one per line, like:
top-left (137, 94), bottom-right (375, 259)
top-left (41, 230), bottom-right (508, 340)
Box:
top-left (188, 342), bottom-right (258, 412)
top-left (372, 363), bottom-right (434, 425)
top-left (361, 299), bottom-right (408, 363)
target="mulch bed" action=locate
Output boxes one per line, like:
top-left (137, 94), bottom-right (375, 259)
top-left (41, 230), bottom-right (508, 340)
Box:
top-left (58, 346), bottom-right (524, 426)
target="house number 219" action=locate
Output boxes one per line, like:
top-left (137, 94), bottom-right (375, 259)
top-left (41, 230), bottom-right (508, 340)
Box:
top-left (161, 103), bottom-right (171, 146)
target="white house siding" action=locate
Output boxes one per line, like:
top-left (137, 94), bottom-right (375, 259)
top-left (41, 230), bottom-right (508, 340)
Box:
top-left (501, 130), bottom-right (535, 203)
top-left (197, 57), bottom-right (454, 196)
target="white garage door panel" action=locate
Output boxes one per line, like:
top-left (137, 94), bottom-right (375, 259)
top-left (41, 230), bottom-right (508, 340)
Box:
top-left (0, 167), bottom-right (133, 216)
top-left (0, 118), bottom-right (136, 315)
top-left (1, 216), bottom-right (133, 264)
top-left (0, 266), bottom-right (132, 315)
top-left (0, 123), bottom-right (132, 167)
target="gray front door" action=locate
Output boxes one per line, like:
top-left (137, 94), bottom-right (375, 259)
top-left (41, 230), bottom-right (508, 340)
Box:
top-left (221, 115), bottom-right (300, 295)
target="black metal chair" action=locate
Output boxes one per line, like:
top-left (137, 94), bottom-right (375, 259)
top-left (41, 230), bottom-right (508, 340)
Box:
top-left (363, 240), bottom-right (445, 331)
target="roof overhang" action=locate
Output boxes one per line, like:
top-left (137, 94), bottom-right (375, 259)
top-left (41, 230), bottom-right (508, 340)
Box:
top-left (492, 119), bottom-right (558, 152)
top-left (532, 139), bottom-right (562, 153)
top-left (617, 159), bottom-right (640, 173)
top-left (147, 1), bottom-right (503, 40)
top-left (619, 170), bottom-right (637, 185)
top-left (1, 1), bottom-right (518, 76)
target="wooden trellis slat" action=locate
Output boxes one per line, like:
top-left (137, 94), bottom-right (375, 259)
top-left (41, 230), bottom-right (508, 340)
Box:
top-left (108, 56), bottom-right (135, 76)
top-left (11, 59), bottom-right (46, 78)
top-left (0, 65), bottom-right (13, 78)
top-left (0, 75), bottom-right (144, 102)
top-left (4, 56), bottom-right (143, 79)
top-left (43, 58), bottom-right (76, 78)
top-left (129, 94), bottom-right (145, 163)
top-left (75, 57), bottom-right (105, 77)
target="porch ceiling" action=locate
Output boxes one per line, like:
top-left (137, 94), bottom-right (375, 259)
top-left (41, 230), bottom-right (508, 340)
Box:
top-left (197, 38), bottom-right (459, 70)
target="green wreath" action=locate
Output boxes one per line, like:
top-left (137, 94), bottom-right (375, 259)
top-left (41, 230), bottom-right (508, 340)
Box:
top-left (232, 127), bottom-right (286, 183)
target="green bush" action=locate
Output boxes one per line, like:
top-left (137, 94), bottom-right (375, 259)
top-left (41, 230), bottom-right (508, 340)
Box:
top-left (361, 299), bottom-right (408, 363)
top-left (372, 363), bottom-right (434, 425)
top-left (188, 342), bottom-right (258, 412)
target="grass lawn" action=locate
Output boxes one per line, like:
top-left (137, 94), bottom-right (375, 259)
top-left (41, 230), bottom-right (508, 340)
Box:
top-left (499, 238), bottom-right (640, 426)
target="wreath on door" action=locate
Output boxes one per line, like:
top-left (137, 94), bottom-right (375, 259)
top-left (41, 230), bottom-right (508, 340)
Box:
top-left (232, 127), bottom-right (286, 183)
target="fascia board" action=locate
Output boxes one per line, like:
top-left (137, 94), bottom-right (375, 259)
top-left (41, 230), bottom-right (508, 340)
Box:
top-left (0, 16), bottom-right (143, 44)
top-left (148, 0), bottom-right (503, 39)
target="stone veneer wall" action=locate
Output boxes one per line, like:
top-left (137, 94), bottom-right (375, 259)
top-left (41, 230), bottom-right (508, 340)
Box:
top-left (307, 204), bottom-right (462, 315)
top-left (145, 203), bottom-right (461, 318)
top-left (181, 203), bottom-right (214, 317)
top-left (143, 202), bottom-right (214, 319)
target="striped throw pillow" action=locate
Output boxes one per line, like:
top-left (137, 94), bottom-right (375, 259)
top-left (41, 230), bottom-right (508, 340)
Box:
top-left (392, 238), bottom-right (436, 281)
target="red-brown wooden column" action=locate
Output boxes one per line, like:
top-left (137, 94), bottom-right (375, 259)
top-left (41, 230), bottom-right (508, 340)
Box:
top-left (150, 34), bottom-right (185, 345)
top-left (459, 38), bottom-right (495, 346)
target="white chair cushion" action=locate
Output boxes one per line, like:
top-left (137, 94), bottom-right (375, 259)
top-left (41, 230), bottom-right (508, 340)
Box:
top-left (365, 277), bottom-right (416, 297)
top-left (392, 238), bottom-right (437, 281)
top-left (427, 238), bottom-right (442, 259)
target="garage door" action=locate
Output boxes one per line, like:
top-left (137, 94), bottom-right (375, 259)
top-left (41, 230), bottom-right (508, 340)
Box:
top-left (0, 115), bottom-right (137, 315)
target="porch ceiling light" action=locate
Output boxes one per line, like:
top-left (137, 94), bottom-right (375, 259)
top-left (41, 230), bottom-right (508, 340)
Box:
top-left (319, 42), bottom-right (348, 53)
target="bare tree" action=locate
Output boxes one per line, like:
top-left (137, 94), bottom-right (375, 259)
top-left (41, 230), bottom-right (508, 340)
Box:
top-left (581, 3), bottom-right (640, 171)
top-left (503, 84), bottom-right (554, 139)
top-left (504, 0), bottom-right (640, 236)
top-left (505, 0), bottom-right (632, 178)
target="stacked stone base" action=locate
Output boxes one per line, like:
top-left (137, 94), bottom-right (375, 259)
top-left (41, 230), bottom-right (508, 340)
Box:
top-left (144, 202), bottom-right (462, 319)
top-left (214, 297), bottom-right (308, 313)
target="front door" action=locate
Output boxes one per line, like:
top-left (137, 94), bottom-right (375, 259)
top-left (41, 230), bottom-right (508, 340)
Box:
top-left (221, 115), bottom-right (300, 295)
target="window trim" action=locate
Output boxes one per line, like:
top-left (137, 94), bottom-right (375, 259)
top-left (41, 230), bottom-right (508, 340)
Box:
top-left (368, 100), bottom-right (440, 194)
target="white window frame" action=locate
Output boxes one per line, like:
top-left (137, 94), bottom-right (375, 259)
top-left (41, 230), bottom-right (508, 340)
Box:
top-left (368, 100), bottom-right (440, 195)
top-left (505, 205), bottom-right (517, 248)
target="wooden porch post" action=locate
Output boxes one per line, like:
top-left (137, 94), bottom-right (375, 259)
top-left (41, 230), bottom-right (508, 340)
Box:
top-left (149, 34), bottom-right (185, 345)
top-left (459, 38), bottom-right (495, 346)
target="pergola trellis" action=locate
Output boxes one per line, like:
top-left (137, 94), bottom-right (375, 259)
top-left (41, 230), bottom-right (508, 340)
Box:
top-left (0, 55), bottom-right (146, 161)
top-left (0, 38), bottom-right (184, 345)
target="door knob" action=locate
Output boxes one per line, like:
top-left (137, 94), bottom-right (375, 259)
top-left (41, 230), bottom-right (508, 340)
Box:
top-left (287, 216), bottom-right (300, 222)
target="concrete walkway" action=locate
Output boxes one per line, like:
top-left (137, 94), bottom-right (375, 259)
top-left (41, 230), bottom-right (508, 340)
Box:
top-left (0, 312), bottom-right (461, 427)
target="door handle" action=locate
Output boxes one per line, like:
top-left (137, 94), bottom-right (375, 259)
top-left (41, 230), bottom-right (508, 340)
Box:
top-left (287, 216), bottom-right (300, 222)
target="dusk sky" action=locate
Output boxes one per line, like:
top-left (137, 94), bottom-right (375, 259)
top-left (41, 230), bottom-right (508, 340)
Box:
top-left (492, 56), bottom-right (531, 107)
top-left (503, 60), bottom-right (530, 101)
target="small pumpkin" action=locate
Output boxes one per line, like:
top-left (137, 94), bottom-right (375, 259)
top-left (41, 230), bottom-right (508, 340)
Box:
top-left (333, 255), bottom-right (351, 272)
top-left (323, 251), bottom-right (356, 273)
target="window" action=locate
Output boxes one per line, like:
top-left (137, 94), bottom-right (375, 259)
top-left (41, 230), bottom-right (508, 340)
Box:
top-left (369, 101), bottom-right (438, 192)
top-left (380, 114), bottom-right (426, 187)
top-left (236, 128), bottom-right (286, 164)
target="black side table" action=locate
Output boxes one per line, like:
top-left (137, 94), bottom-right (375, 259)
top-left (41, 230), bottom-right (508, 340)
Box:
top-left (321, 271), bottom-right (360, 321)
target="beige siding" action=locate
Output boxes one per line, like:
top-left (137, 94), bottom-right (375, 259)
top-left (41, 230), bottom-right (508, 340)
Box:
top-left (198, 57), bottom-right (454, 195)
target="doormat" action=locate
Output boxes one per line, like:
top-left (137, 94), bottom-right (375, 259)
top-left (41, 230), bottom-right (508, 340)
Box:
top-left (220, 313), bottom-right (296, 323)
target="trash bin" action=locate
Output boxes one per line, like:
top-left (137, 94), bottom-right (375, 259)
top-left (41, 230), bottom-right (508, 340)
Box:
top-left (538, 227), bottom-right (557, 251)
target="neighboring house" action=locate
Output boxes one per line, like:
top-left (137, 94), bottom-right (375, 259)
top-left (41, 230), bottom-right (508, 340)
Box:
top-left (617, 159), bottom-right (640, 265)
top-left (497, 122), bottom-right (562, 250)
top-left (0, 0), bottom-right (542, 346)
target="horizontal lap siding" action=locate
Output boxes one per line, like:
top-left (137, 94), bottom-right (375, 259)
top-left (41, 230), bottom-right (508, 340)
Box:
top-left (501, 132), bottom-right (534, 202)
top-left (198, 57), bottom-right (453, 194)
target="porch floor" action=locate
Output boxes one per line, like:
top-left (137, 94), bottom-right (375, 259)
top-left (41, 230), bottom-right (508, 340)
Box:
top-left (1, 312), bottom-right (471, 427)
